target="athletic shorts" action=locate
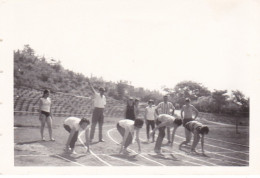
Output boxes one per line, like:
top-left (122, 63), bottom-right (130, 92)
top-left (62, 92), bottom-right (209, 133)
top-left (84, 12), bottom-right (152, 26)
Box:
top-left (41, 111), bottom-right (51, 117)
top-left (183, 118), bottom-right (193, 126)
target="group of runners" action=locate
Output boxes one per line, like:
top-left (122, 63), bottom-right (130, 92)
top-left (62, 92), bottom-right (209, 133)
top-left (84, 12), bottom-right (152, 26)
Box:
top-left (38, 79), bottom-right (209, 155)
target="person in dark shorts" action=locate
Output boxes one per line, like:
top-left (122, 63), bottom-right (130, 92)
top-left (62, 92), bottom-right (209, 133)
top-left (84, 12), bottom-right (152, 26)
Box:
top-left (150, 114), bottom-right (182, 154)
top-left (181, 98), bottom-right (199, 144)
top-left (117, 119), bottom-right (144, 154)
top-left (144, 99), bottom-right (156, 142)
top-left (87, 78), bottom-right (106, 143)
top-left (38, 89), bottom-right (54, 141)
top-left (179, 120), bottom-right (209, 154)
top-left (134, 98), bottom-right (140, 119)
top-left (64, 117), bottom-right (90, 154)
top-left (124, 97), bottom-right (136, 121)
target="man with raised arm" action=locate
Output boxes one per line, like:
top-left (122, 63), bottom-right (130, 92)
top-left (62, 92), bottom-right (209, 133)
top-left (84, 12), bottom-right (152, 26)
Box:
top-left (87, 78), bottom-right (106, 143)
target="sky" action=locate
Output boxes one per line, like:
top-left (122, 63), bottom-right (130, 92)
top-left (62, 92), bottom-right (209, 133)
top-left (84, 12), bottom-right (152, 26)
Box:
top-left (1, 0), bottom-right (260, 97)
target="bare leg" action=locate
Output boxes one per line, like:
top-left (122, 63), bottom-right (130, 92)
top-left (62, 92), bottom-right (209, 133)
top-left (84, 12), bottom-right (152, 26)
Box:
top-left (46, 116), bottom-right (54, 141)
top-left (191, 134), bottom-right (200, 152)
top-left (40, 114), bottom-right (46, 140)
top-left (179, 129), bottom-right (191, 149)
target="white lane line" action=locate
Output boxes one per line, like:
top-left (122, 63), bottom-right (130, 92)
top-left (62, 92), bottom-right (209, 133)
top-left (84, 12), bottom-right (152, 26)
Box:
top-left (150, 133), bottom-right (248, 165)
top-left (15, 154), bottom-right (49, 157)
top-left (161, 147), bottom-right (217, 166)
top-left (101, 154), bottom-right (143, 166)
top-left (138, 137), bottom-right (206, 166)
top-left (207, 157), bottom-right (248, 166)
top-left (196, 150), bottom-right (249, 154)
top-left (144, 132), bottom-right (248, 165)
top-left (139, 135), bottom-right (216, 166)
top-left (54, 155), bottom-right (85, 166)
top-left (205, 151), bottom-right (249, 163)
top-left (15, 154), bottom-right (87, 166)
top-left (107, 128), bottom-right (166, 166)
top-left (205, 137), bottom-right (249, 148)
top-left (175, 134), bottom-right (249, 155)
top-left (78, 133), bottom-right (112, 166)
top-left (140, 152), bottom-right (202, 166)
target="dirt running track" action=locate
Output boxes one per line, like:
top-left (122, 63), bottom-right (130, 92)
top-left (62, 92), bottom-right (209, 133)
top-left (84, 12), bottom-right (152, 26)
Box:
top-left (14, 115), bottom-right (249, 167)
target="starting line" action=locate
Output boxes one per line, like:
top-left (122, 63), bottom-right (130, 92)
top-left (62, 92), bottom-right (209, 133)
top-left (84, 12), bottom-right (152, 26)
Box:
top-left (107, 128), bottom-right (165, 166)
top-left (78, 132), bottom-right (112, 166)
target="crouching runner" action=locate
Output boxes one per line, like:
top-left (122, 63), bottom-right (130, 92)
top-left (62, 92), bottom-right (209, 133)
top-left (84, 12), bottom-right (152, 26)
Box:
top-left (150, 114), bottom-right (182, 154)
top-left (179, 120), bottom-right (209, 154)
top-left (63, 117), bottom-right (90, 154)
top-left (117, 119), bottom-right (144, 154)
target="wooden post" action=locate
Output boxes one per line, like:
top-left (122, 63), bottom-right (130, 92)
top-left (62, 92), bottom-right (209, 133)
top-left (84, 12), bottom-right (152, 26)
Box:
top-left (236, 112), bottom-right (240, 134)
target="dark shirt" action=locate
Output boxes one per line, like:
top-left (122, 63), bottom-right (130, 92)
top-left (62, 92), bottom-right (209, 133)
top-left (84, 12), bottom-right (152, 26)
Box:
top-left (125, 105), bottom-right (135, 121)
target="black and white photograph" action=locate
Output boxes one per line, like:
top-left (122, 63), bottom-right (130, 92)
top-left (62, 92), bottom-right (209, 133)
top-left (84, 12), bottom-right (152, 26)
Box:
top-left (0, 0), bottom-right (260, 175)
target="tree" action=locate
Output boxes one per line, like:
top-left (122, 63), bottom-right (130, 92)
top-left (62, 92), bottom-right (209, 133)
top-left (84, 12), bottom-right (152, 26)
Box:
top-left (211, 90), bottom-right (229, 113)
top-left (192, 96), bottom-right (214, 112)
top-left (165, 81), bottom-right (211, 106)
top-left (231, 90), bottom-right (249, 113)
top-left (116, 81), bottom-right (128, 100)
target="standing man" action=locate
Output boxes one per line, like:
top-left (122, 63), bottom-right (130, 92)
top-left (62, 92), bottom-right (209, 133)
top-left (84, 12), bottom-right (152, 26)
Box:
top-left (155, 95), bottom-right (175, 144)
top-left (87, 78), bottom-right (106, 143)
top-left (180, 98), bottom-right (199, 145)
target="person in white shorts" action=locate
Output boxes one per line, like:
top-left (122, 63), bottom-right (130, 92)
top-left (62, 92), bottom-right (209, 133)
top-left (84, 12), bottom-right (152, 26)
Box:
top-left (38, 89), bottom-right (54, 141)
top-left (179, 120), bottom-right (209, 154)
top-left (144, 99), bottom-right (156, 142)
top-left (63, 117), bottom-right (90, 154)
top-left (150, 114), bottom-right (182, 154)
top-left (117, 119), bottom-right (144, 154)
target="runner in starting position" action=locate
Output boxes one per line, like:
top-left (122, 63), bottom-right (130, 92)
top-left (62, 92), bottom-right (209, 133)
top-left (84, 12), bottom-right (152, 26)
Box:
top-left (117, 119), bottom-right (144, 154)
top-left (63, 117), bottom-right (90, 154)
top-left (179, 120), bottom-right (209, 154)
top-left (150, 114), bottom-right (182, 154)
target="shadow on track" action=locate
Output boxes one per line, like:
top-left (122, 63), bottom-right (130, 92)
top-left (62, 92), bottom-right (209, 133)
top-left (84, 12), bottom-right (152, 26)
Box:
top-left (16, 140), bottom-right (42, 145)
top-left (110, 153), bottom-right (139, 162)
top-left (53, 152), bottom-right (87, 162)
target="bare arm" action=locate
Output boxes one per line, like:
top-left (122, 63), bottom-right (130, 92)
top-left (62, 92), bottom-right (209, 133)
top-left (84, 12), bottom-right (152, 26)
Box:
top-left (50, 99), bottom-right (53, 118)
top-left (38, 99), bottom-right (42, 112)
top-left (119, 127), bottom-right (130, 153)
top-left (170, 127), bottom-right (177, 148)
top-left (201, 134), bottom-right (205, 154)
top-left (85, 127), bottom-right (90, 152)
top-left (170, 103), bottom-right (175, 115)
top-left (151, 121), bottom-right (170, 134)
top-left (155, 104), bottom-right (160, 115)
top-left (144, 108), bottom-right (148, 124)
top-left (181, 107), bottom-right (184, 119)
top-left (192, 106), bottom-right (199, 119)
top-left (191, 133), bottom-right (200, 152)
top-left (86, 78), bottom-right (96, 94)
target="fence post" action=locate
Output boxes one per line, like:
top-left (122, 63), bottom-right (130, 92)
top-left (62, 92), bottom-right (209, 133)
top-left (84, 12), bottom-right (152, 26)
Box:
top-left (236, 112), bottom-right (240, 134)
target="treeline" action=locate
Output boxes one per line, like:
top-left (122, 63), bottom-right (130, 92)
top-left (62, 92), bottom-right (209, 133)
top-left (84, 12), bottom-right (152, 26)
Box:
top-left (14, 45), bottom-right (249, 116)
top-left (164, 81), bottom-right (249, 116)
top-left (14, 45), bottom-right (163, 102)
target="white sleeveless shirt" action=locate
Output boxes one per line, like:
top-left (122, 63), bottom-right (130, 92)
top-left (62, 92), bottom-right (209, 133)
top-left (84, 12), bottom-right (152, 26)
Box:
top-left (40, 97), bottom-right (51, 112)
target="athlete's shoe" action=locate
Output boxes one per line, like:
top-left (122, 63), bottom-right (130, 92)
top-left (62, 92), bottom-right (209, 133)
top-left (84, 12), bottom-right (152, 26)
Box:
top-left (99, 139), bottom-right (105, 142)
top-left (71, 150), bottom-right (77, 154)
